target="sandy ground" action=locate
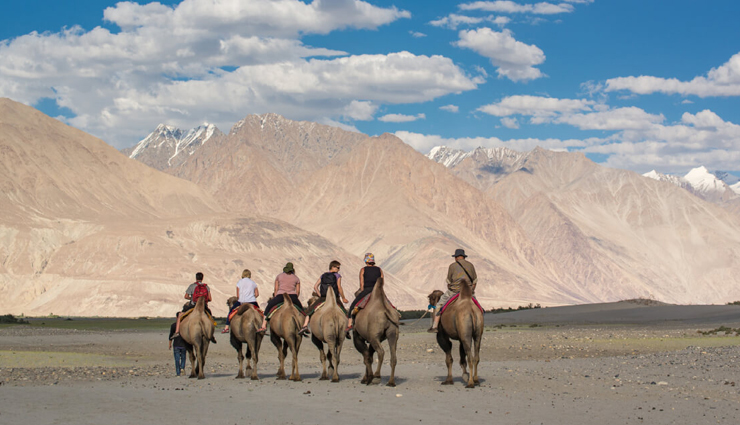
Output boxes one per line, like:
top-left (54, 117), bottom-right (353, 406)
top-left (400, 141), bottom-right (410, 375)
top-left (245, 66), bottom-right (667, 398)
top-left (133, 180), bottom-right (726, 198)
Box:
top-left (1, 301), bottom-right (740, 425)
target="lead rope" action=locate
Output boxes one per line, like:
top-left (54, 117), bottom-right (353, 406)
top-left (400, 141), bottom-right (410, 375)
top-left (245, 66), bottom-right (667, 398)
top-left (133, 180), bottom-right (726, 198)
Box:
top-left (403, 308), bottom-right (431, 326)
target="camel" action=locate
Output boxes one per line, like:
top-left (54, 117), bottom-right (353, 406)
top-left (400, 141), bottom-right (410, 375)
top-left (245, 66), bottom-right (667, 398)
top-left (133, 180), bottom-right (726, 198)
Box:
top-left (307, 287), bottom-right (348, 382)
top-left (352, 276), bottom-right (400, 387)
top-left (268, 293), bottom-right (304, 381)
top-left (427, 278), bottom-right (483, 388)
top-left (226, 297), bottom-right (264, 380)
top-left (179, 296), bottom-right (215, 380)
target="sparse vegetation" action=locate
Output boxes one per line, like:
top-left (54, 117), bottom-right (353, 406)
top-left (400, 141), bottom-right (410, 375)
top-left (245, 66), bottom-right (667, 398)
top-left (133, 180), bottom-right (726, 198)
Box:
top-left (727, 301), bottom-right (740, 306)
top-left (399, 310), bottom-right (428, 320)
top-left (698, 326), bottom-right (740, 336)
top-left (0, 314), bottom-right (29, 324)
top-left (489, 303), bottom-right (542, 314)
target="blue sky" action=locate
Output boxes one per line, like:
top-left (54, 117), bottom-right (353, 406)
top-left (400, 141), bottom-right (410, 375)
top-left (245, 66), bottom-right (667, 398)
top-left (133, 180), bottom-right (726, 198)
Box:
top-left (2, 0), bottom-right (740, 175)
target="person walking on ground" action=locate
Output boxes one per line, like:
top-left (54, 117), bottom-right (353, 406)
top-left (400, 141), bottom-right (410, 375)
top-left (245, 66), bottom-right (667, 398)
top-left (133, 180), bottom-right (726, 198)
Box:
top-left (258, 262), bottom-right (304, 332)
top-left (168, 312), bottom-right (187, 376)
top-left (223, 269), bottom-right (260, 333)
top-left (346, 253), bottom-right (384, 333)
top-left (428, 249), bottom-right (477, 333)
top-left (300, 260), bottom-right (349, 335)
top-left (172, 272), bottom-right (212, 338)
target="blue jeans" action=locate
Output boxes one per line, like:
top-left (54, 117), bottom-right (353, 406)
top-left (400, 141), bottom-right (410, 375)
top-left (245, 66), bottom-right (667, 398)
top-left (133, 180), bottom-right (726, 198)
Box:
top-left (173, 347), bottom-right (187, 376)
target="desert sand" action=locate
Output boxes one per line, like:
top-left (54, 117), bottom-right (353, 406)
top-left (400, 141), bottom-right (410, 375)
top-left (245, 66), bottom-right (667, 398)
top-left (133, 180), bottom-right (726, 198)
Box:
top-left (1, 301), bottom-right (740, 425)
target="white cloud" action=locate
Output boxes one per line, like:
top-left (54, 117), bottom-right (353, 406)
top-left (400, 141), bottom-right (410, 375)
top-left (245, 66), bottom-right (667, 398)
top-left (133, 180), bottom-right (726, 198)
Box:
top-left (409, 31), bottom-right (427, 38)
top-left (429, 14), bottom-right (511, 30)
top-left (395, 130), bottom-right (595, 153)
top-left (459, 1), bottom-right (575, 15)
top-left (454, 28), bottom-right (545, 81)
top-left (379, 113), bottom-right (426, 123)
top-left (478, 95), bottom-right (594, 118)
top-left (556, 107), bottom-right (665, 130)
top-left (0, 1), bottom-right (491, 148)
top-left (440, 104), bottom-right (459, 113)
top-left (604, 52), bottom-right (740, 98)
top-left (500, 117), bottom-right (519, 128)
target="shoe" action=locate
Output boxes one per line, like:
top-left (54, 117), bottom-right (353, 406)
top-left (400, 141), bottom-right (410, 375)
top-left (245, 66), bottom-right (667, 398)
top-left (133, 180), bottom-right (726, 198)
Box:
top-left (427, 327), bottom-right (437, 333)
top-left (257, 326), bottom-right (267, 333)
top-left (345, 332), bottom-right (352, 340)
top-left (221, 328), bottom-right (230, 333)
top-left (299, 326), bottom-right (310, 336)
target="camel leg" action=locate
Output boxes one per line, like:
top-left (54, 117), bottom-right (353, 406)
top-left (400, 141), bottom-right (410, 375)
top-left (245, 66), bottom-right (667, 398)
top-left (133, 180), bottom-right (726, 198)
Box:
top-left (271, 333), bottom-right (286, 380)
top-left (252, 333), bottom-right (262, 380)
top-left (473, 329), bottom-right (482, 386)
top-left (371, 340), bottom-right (384, 380)
top-left (459, 342), bottom-right (469, 383)
top-left (329, 338), bottom-right (341, 382)
top-left (386, 329), bottom-right (398, 387)
top-left (245, 343), bottom-right (252, 375)
top-left (437, 331), bottom-right (454, 385)
top-left (312, 335), bottom-right (328, 380)
top-left (353, 333), bottom-right (373, 385)
top-left (195, 339), bottom-right (205, 380)
top-left (460, 336), bottom-right (476, 388)
top-left (288, 335), bottom-right (302, 382)
top-left (233, 336), bottom-right (245, 379)
top-left (187, 347), bottom-right (197, 379)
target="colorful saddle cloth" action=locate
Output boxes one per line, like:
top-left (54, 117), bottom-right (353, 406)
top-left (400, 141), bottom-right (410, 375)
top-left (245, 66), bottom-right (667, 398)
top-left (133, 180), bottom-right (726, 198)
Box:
top-left (181, 307), bottom-right (218, 327)
top-left (228, 305), bottom-right (264, 323)
top-left (266, 303), bottom-right (306, 320)
top-left (351, 294), bottom-right (397, 316)
top-left (440, 293), bottom-right (485, 315)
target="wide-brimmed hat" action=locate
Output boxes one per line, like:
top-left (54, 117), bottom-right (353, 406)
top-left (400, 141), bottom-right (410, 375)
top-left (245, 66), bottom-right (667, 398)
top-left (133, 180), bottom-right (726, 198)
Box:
top-left (452, 249), bottom-right (467, 258)
top-left (283, 262), bottom-right (295, 273)
top-left (364, 253), bottom-right (375, 264)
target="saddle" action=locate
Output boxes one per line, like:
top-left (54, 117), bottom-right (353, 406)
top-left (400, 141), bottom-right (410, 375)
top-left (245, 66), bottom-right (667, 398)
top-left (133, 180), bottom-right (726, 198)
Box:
top-left (181, 307), bottom-right (218, 327)
top-left (228, 305), bottom-right (264, 323)
top-left (266, 302), bottom-right (306, 320)
top-left (351, 293), bottom-right (397, 316)
top-left (439, 293), bottom-right (485, 316)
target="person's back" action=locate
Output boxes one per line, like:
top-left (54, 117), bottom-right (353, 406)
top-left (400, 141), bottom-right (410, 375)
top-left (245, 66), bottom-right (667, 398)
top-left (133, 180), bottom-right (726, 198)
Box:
top-left (276, 272), bottom-right (300, 295)
top-left (362, 265), bottom-right (381, 291)
top-left (237, 277), bottom-right (258, 304)
top-left (446, 257), bottom-right (477, 293)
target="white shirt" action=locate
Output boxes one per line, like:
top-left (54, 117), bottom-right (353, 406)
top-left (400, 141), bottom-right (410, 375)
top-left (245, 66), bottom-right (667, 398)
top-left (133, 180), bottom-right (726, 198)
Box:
top-left (237, 278), bottom-right (258, 303)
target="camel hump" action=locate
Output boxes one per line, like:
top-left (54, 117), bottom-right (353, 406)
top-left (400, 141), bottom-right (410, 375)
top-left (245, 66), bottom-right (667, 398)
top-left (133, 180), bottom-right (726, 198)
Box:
top-left (459, 278), bottom-right (473, 300)
top-left (195, 295), bottom-right (206, 312)
top-left (324, 286), bottom-right (337, 308)
top-left (371, 275), bottom-right (385, 297)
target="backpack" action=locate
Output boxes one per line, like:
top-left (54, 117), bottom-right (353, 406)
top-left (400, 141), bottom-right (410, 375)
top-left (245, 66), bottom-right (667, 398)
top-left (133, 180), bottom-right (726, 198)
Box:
top-left (319, 272), bottom-right (338, 298)
top-left (192, 282), bottom-right (209, 304)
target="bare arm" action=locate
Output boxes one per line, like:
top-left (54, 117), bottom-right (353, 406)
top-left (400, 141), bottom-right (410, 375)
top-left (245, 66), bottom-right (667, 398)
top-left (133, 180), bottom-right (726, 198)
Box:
top-left (358, 267), bottom-right (365, 292)
top-left (313, 278), bottom-right (321, 297)
top-left (254, 286), bottom-right (260, 298)
top-left (337, 277), bottom-right (348, 303)
top-left (273, 278), bottom-right (279, 297)
top-left (236, 287), bottom-right (240, 299)
top-left (295, 282), bottom-right (301, 297)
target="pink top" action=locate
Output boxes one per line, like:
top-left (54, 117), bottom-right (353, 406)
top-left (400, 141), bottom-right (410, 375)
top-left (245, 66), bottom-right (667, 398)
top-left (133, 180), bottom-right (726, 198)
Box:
top-left (275, 272), bottom-right (300, 295)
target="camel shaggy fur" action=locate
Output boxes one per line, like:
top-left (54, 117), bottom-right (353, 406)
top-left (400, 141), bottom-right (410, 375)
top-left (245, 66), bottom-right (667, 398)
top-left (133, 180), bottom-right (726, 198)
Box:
top-left (352, 276), bottom-right (400, 387)
top-left (226, 297), bottom-right (264, 380)
top-left (307, 287), bottom-right (348, 382)
top-left (427, 279), bottom-right (483, 388)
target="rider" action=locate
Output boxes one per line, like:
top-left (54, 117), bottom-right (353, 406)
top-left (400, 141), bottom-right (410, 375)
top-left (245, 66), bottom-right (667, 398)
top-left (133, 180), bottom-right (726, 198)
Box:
top-left (428, 249), bottom-right (477, 333)
top-left (172, 272), bottom-right (212, 338)
top-left (222, 269), bottom-right (260, 333)
top-left (346, 253), bottom-right (384, 333)
top-left (300, 260), bottom-right (349, 335)
top-left (257, 262), bottom-right (304, 333)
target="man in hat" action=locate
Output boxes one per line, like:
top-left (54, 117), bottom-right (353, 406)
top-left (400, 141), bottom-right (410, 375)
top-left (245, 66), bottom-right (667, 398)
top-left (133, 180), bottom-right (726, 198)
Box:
top-left (428, 248), bottom-right (478, 333)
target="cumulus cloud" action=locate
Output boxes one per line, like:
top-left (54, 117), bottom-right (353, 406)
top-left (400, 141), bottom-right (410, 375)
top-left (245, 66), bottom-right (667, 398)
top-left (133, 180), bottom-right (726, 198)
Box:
top-left (440, 104), bottom-right (459, 113)
top-left (604, 52), bottom-right (740, 98)
top-left (459, 1), bottom-right (576, 15)
top-left (409, 31), bottom-right (427, 38)
top-left (395, 130), bottom-right (595, 153)
top-left (454, 28), bottom-right (545, 81)
top-left (379, 112), bottom-right (426, 123)
top-left (500, 117), bottom-right (519, 128)
top-left (1, 0), bottom-right (493, 148)
top-left (478, 95), bottom-right (594, 119)
top-left (556, 107), bottom-right (665, 130)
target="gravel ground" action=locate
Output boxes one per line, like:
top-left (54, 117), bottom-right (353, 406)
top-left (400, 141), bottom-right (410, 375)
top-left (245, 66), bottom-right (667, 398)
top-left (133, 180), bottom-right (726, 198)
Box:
top-left (1, 303), bottom-right (740, 424)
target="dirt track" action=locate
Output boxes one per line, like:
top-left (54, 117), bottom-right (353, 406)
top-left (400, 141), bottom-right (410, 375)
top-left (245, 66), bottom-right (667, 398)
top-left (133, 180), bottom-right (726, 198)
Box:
top-left (1, 303), bottom-right (740, 424)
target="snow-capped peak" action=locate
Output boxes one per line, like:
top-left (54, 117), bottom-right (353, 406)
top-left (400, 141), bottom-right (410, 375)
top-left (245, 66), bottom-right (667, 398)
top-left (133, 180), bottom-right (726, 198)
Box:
top-left (684, 166), bottom-right (726, 194)
top-left (427, 146), bottom-right (469, 167)
top-left (127, 123), bottom-right (222, 169)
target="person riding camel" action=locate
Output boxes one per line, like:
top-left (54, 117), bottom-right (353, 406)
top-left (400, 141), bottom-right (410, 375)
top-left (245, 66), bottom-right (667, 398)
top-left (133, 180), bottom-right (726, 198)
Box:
top-left (428, 249), bottom-right (477, 333)
top-left (222, 269), bottom-right (260, 333)
top-left (300, 260), bottom-right (349, 335)
top-left (257, 262), bottom-right (304, 333)
top-left (346, 253), bottom-right (384, 334)
top-left (172, 272), bottom-right (212, 338)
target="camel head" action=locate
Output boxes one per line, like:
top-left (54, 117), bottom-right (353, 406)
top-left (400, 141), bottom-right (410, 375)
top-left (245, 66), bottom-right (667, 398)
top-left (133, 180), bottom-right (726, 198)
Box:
top-left (307, 291), bottom-right (320, 308)
top-left (226, 296), bottom-right (238, 309)
top-left (428, 290), bottom-right (444, 306)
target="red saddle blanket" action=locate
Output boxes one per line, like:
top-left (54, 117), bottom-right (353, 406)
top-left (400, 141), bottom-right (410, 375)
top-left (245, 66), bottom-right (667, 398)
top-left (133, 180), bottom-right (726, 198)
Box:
top-left (351, 294), bottom-right (397, 316)
top-left (440, 293), bottom-right (485, 315)
top-left (266, 303), bottom-right (306, 319)
top-left (228, 305), bottom-right (264, 322)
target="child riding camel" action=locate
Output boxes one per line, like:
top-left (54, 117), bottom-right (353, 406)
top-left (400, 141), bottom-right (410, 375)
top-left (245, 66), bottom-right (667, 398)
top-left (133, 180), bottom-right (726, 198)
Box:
top-left (300, 260), bottom-right (349, 335)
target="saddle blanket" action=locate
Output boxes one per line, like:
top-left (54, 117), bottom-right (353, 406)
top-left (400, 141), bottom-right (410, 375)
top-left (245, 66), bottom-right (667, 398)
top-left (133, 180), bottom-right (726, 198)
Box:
top-left (181, 308), bottom-right (218, 327)
top-left (228, 305), bottom-right (264, 322)
top-left (440, 293), bottom-right (485, 316)
top-left (351, 294), bottom-right (397, 316)
top-left (266, 303), bottom-right (306, 320)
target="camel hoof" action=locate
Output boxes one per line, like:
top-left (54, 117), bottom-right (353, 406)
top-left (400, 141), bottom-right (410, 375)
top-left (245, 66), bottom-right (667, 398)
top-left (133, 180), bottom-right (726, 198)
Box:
top-left (188, 375), bottom-right (196, 379)
top-left (251, 376), bottom-right (259, 381)
top-left (465, 383), bottom-right (475, 389)
top-left (442, 380), bottom-right (454, 386)
top-left (319, 376), bottom-right (329, 381)
top-left (198, 376), bottom-right (205, 380)
top-left (360, 378), bottom-right (368, 384)
top-left (331, 378), bottom-right (340, 383)
top-left (236, 375), bottom-right (244, 379)
top-left (277, 376), bottom-right (286, 380)
top-left (292, 377), bottom-right (302, 382)
top-left (386, 382), bottom-right (396, 387)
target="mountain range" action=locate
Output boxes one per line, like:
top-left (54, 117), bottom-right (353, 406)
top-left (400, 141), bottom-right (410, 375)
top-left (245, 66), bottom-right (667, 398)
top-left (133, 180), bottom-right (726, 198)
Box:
top-left (3, 97), bottom-right (740, 316)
